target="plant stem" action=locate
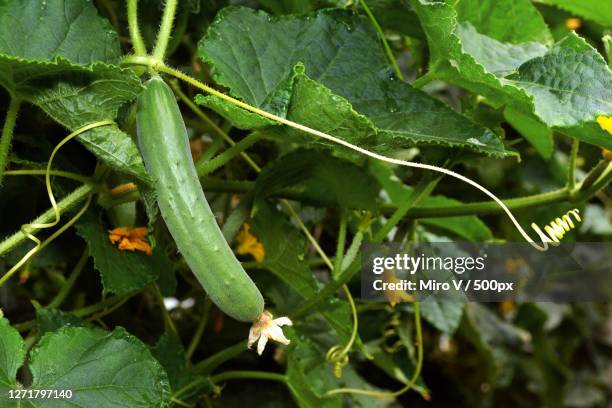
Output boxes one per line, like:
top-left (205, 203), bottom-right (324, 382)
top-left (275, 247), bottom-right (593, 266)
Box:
top-left (126, 0), bottom-right (147, 56)
top-left (186, 298), bottom-right (212, 361)
top-left (211, 370), bottom-right (286, 384)
top-left (152, 0), bottom-right (178, 61)
top-left (374, 174), bottom-right (442, 241)
top-left (568, 139), bottom-right (580, 191)
top-left (192, 341), bottom-right (247, 375)
top-left (412, 71), bottom-right (435, 89)
top-left (47, 248), bottom-right (89, 308)
top-left (196, 133), bottom-right (262, 176)
top-left (0, 97), bottom-right (21, 186)
top-left (5, 169), bottom-right (92, 184)
top-left (151, 284), bottom-right (176, 332)
top-left (0, 184), bottom-right (96, 257)
top-left (334, 212), bottom-right (347, 278)
top-left (358, 0), bottom-right (403, 80)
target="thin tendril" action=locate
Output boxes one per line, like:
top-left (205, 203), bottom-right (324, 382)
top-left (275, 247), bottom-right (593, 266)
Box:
top-left (0, 120), bottom-right (113, 286)
top-left (120, 58), bottom-right (551, 251)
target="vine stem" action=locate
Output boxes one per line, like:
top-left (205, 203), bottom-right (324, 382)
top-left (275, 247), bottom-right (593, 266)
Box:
top-left (126, 0), bottom-right (147, 56)
top-left (192, 341), bottom-right (247, 375)
top-left (47, 248), bottom-right (89, 309)
top-left (5, 169), bottom-right (92, 184)
top-left (568, 139), bottom-right (580, 191)
top-left (152, 0), bottom-right (179, 61)
top-left (358, 0), bottom-right (403, 80)
top-left (122, 57), bottom-right (555, 251)
top-left (0, 183), bottom-right (95, 257)
top-left (211, 370), bottom-right (286, 384)
top-left (186, 298), bottom-right (212, 361)
top-left (0, 96), bottom-right (21, 186)
top-left (196, 132), bottom-right (262, 176)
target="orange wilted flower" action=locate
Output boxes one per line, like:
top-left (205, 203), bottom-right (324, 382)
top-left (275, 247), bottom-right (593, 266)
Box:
top-left (383, 270), bottom-right (414, 306)
top-left (109, 227), bottom-right (152, 255)
top-left (235, 224), bottom-right (265, 262)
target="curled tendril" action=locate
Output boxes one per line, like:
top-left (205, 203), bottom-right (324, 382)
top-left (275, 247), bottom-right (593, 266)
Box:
top-left (326, 344), bottom-right (350, 378)
top-left (382, 311), bottom-right (404, 354)
top-left (0, 120), bottom-right (114, 286)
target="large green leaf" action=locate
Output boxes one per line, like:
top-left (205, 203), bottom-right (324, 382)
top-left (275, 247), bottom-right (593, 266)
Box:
top-left (198, 7), bottom-right (514, 157)
top-left (411, 0), bottom-right (612, 150)
top-left (30, 327), bottom-right (170, 407)
top-left (0, 322), bottom-right (170, 407)
top-left (75, 212), bottom-right (168, 295)
top-left (0, 0), bottom-right (149, 183)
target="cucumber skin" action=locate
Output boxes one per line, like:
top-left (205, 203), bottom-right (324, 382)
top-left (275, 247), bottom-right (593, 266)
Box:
top-left (136, 76), bottom-right (264, 322)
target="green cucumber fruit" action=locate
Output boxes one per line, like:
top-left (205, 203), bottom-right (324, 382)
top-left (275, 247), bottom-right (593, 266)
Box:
top-left (136, 76), bottom-right (264, 322)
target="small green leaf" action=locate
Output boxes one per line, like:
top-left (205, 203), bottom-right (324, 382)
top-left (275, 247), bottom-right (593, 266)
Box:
top-left (420, 300), bottom-right (465, 335)
top-left (255, 150), bottom-right (379, 211)
top-left (75, 212), bottom-right (164, 295)
top-left (151, 331), bottom-right (194, 391)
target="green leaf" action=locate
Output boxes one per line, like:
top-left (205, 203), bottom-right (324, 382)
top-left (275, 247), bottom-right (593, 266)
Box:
top-left (29, 327), bottom-right (171, 407)
top-left (151, 331), bottom-right (194, 391)
top-left (455, 22), bottom-right (548, 76)
top-left (369, 161), bottom-right (493, 241)
top-left (0, 318), bottom-right (25, 400)
top-left (255, 150), bottom-right (380, 211)
top-left (75, 212), bottom-right (162, 295)
top-left (537, 0), bottom-right (612, 28)
top-left (420, 300), bottom-right (465, 335)
top-left (412, 0), bottom-right (612, 149)
top-left (286, 332), bottom-right (342, 408)
top-left (0, 0), bottom-right (122, 64)
top-left (459, 303), bottom-right (529, 387)
top-left (198, 7), bottom-right (513, 157)
top-left (36, 308), bottom-right (90, 334)
top-left (455, 0), bottom-right (552, 44)
top-left (0, 323), bottom-right (171, 407)
top-left (504, 108), bottom-right (554, 159)
top-left (0, 0), bottom-right (149, 183)
top-left (366, 0), bottom-right (425, 39)
top-left (507, 33), bottom-right (612, 128)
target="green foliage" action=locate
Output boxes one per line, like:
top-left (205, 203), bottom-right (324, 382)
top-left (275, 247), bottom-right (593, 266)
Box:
top-left (0, 0), bottom-right (611, 407)
top-left (0, 319), bottom-right (171, 407)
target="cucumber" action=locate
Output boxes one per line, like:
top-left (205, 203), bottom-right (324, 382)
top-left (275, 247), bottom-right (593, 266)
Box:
top-left (136, 76), bottom-right (264, 322)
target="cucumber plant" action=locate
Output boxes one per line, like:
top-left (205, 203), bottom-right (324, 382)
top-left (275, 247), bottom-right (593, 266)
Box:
top-left (0, 0), bottom-right (611, 407)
